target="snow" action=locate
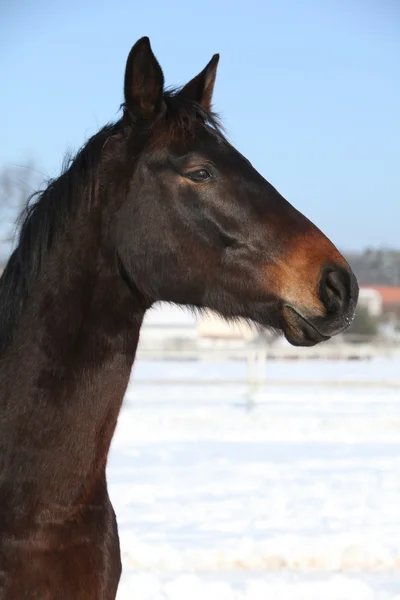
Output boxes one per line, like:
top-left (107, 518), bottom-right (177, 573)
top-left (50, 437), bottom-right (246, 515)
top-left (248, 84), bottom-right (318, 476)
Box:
top-left (107, 358), bottom-right (400, 599)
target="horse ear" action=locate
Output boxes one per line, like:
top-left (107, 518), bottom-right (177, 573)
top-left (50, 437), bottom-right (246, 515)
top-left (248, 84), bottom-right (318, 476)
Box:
top-left (124, 37), bottom-right (164, 119)
top-left (179, 54), bottom-right (220, 111)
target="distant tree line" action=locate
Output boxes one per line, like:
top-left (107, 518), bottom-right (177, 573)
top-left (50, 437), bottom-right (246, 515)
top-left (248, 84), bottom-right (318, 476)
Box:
top-left (347, 250), bottom-right (400, 287)
top-left (346, 304), bottom-right (379, 337)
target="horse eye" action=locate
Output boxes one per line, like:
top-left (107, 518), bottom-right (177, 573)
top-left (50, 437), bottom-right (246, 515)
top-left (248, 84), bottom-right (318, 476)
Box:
top-left (188, 169), bottom-right (212, 183)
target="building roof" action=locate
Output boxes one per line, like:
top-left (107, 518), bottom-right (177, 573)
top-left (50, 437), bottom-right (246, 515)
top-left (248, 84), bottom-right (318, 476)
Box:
top-left (367, 286), bottom-right (400, 306)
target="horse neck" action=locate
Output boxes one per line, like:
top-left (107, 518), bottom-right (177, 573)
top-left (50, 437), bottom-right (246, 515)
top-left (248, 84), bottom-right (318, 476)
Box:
top-left (0, 212), bottom-right (144, 516)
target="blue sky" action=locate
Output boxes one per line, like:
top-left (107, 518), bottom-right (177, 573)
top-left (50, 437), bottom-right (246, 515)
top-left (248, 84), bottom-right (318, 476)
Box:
top-left (1, 0), bottom-right (399, 251)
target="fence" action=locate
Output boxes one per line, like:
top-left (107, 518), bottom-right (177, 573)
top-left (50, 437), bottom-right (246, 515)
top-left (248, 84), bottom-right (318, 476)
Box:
top-left (133, 335), bottom-right (400, 399)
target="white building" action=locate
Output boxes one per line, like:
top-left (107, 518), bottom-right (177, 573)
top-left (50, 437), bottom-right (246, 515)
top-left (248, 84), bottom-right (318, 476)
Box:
top-left (140, 303), bottom-right (256, 349)
top-left (140, 303), bottom-right (198, 350)
top-left (197, 311), bottom-right (254, 341)
top-left (358, 287), bottom-right (383, 317)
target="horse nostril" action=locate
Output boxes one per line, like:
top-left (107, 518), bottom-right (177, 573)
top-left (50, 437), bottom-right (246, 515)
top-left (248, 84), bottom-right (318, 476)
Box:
top-left (320, 267), bottom-right (353, 313)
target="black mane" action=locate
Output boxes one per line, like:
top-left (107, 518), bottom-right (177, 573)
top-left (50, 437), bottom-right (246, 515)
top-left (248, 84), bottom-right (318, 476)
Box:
top-left (159, 89), bottom-right (225, 140)
top-left (0, 123), bottom-right (121, 354)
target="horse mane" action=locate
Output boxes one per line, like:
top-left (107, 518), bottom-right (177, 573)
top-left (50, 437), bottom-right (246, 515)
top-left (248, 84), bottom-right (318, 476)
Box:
top-left (120, 88), bottom-right (225, 145)
top-left (0, 123), bottom-right (121, 354)
top-left (159, 89), bottom-right (225, 141)
top-left (0, 90), bottom-right (225, 354)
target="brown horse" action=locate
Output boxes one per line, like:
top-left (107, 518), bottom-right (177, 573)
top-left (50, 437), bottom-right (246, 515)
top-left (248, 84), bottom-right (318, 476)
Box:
top-left (0, 37), bottom-right (358, 599)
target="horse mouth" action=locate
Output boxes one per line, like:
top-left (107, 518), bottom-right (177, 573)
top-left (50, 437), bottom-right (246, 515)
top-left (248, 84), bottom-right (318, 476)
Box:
top-left (281, 305), bottom-right (331, 347)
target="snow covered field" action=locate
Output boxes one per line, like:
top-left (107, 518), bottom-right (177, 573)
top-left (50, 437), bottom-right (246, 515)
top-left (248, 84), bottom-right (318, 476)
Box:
top-left (108, 359), bottom-right (400, 599)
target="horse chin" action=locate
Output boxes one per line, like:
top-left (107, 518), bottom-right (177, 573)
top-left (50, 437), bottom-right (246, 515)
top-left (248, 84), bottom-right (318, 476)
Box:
top-left (281, 305), bottom-right (331, 347)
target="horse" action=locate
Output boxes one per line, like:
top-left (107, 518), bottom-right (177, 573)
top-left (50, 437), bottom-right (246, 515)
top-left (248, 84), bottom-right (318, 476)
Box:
top-left (0, 37), bottom-right (358, 599)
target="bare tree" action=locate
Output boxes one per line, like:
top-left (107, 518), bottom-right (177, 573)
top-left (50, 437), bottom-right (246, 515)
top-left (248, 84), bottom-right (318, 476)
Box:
top-left (0, 161), bottom-right (43, 265)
